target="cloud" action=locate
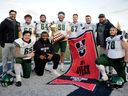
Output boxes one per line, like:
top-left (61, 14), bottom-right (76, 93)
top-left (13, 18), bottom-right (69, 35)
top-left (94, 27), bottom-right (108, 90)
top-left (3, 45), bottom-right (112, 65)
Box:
top-left (24, 9), bottom-right (38, 15)
top-left (110, 8), bottom-right (128, 14)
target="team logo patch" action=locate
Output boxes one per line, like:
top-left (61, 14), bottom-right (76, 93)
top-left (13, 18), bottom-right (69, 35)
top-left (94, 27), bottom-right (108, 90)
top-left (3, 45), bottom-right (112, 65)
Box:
top-left (76, 39), bottom-right (86, 57)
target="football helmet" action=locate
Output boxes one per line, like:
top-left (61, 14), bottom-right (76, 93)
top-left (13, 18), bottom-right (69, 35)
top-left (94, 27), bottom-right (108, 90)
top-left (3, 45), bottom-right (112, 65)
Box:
top-left (0, 73), bottom-right (14, 87)
top-left (110, 76), bottom-right (124, 86)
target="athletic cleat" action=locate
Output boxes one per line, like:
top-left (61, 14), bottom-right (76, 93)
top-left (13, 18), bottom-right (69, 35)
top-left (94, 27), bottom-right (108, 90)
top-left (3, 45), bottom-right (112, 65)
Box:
top-left (52, 70), bottom-right (61, 76)
top-left (15, 81), bottom-right (22, 87)
top-left (60, 64), bottom-right (64, 72)
top-left (44, 63), bottom-right (50, 71)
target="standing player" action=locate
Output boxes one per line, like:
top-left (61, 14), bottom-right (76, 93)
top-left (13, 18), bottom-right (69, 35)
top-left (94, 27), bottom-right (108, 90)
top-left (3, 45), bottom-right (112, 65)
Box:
top-left (96, 27), bottom-right (127, 82)
top-left (84, 15), bottom-right (96, 37)
top-left (35, 14), bottom-right (49, 39)
top-left (20, 14), bottom-right (36, 41)
top-left (70, 14), bottom-right (83, 33)
top-left (53, 11), bottom-right (70, 71)
top-left (14, 31), bottom-right (35, 87)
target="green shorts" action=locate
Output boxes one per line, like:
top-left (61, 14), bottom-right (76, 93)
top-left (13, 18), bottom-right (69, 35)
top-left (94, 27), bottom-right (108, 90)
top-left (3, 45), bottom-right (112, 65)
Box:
top-left (95, 54), bottom-right (126, 81)
top-left (53, 41), bottom-right (67, 53)
top-left (15, 58), bottom-right (32, 78)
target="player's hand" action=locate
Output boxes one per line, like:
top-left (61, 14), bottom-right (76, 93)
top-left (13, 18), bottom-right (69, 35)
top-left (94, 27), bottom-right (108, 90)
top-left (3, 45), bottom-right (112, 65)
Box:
top-left (65, 35), bottom-right (69, 39)
top-left (47, 54), bottom-right (53, 60)
top-left (40, 55), bottom-right (46, 60)
top-left (30, 52), bottom-right (35, 58)
top-left (124, 57), bottom-right (128, 63)
top-left (27, 51), bottom-right (35, 58)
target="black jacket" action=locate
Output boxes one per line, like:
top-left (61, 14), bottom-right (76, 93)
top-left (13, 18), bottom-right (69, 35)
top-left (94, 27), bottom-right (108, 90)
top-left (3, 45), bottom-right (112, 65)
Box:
top-left (96, 19), bottom-right (122, 48)
top-left (34, 38), bottom-right (55, 59)
top-left (0, 17), bottom-right (20, 43)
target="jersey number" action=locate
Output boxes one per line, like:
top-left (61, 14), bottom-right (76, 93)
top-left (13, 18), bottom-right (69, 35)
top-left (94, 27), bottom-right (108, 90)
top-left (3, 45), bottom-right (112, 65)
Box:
top-left (24, 47), bottom-right (33, 55)
top-left (24, 28), bottom-right (32, 31)
top-left (58, 24), bottom-right (65, 31)
top-left (71, 26), bottom-right (78, 32)
top-left (41, 24), bottom-right (48, 30)
top-left (107, 41), bottom-right (115, 49)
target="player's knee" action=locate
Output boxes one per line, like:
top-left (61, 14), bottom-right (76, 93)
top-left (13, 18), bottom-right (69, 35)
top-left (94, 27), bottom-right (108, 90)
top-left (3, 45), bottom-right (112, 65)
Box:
top-left (95, 58), bottom-right (101, 65)
top-left (35, 72), bottom-right (44, 76)
top-left (34, 68), bottom-right (44, 76)
top-left (23, 70), bottom-right (31, 78)
top-left (23, 74), bottom-right (31, 78)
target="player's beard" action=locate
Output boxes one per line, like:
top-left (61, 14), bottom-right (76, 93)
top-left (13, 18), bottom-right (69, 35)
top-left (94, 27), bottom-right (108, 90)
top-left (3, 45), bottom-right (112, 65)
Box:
top-left (59, 20), bottom-right (64, 22)
top-left (110, 34), bottom-right (116, 38)
top-left (26, 22), bottom-right (31, 25)
top-left (10, 16), bottom-right (16, 21)
top-left (41, 20), bottom-right (46, 23)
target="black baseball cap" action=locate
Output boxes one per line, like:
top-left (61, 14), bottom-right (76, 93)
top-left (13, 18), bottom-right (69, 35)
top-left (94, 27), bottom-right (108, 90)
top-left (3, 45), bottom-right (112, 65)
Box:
top-left (98, 14), bottom-right (105, 18)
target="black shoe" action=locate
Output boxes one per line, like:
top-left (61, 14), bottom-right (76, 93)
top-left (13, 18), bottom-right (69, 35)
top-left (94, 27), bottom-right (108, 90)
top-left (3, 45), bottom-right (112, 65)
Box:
top-left (15, 81), bottom-right (22, 87)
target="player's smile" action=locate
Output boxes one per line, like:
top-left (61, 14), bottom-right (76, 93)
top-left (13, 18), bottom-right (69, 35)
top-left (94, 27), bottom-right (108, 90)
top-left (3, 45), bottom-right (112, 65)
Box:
top-left (23, 33), bottom-right (31, 42)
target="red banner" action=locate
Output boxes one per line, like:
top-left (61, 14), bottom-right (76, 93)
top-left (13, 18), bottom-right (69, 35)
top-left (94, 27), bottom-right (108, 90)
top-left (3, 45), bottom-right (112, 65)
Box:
top-left (48, 31), bottom-right (100, 91)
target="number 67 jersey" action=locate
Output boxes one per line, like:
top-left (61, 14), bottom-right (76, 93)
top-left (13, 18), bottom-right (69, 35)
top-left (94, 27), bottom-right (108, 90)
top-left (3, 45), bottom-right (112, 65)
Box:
top-left (14, 38), bottom-right (35, 60)
top-left (106, 35), bottom-right (125, 59)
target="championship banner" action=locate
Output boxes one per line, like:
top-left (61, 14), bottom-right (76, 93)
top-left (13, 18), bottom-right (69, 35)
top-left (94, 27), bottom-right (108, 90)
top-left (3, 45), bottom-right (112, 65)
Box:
top-left (48, 30), bottom-right (100, 91)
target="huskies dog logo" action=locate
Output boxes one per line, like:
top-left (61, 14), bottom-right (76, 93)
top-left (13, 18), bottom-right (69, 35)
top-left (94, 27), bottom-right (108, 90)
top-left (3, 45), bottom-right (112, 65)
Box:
top-left (76, 39), bottom-right (86, 57)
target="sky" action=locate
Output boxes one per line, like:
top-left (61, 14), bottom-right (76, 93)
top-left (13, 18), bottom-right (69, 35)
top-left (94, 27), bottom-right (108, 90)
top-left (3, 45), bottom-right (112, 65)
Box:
top-left (0, 0), bottom-right (128, 30)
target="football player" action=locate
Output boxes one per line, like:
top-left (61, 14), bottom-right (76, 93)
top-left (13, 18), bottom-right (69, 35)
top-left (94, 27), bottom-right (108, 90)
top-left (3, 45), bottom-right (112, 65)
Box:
top-left (35, 14), bottom-right (49, 39)
top-left (14, 31), bottom-right (35, 87)
top-left (34, 32), bottom-right (60, 76)
top-left (20, 14), bottom-right (36, 41)
top-left (84, 15), bottom-right (96, 36)
top-left (122, 30), bottom-right (128, 81)
top-left (96, 27), bottom-right (127, 83)
top-left (53, 11), bottom-right (70, 71)
top-left (70, 14), bottom-right (83, 33)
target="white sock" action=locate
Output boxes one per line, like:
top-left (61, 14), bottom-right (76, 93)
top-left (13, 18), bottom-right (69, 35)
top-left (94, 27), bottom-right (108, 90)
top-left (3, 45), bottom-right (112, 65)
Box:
top-left (126, 63), bottom-right (128, 67)
top-left (61, 63), bottom-right (64, 68)
top-left (52, 69), bottom-right (60, 76)
top-left (45, 63), bottom-right (49, 68)
top-left (96, 65), bottom-right (108, 80)
top-left (16, 75), bottom-right (21, 82)
top-left (14, 64), bottom-right (22, 82)
top-left (125, 63), bottom-right (128, 81)
top-left (97, 65), bottom-right (106, 75)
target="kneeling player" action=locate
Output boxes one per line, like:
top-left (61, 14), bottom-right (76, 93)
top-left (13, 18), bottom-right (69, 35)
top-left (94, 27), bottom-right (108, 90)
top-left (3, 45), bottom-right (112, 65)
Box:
top-left (34, 32), bottom-right (60, 76)
top-left (14, 31), bottom-right (35, 87)
top-left (96, 27), bottom-right (127, 83)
